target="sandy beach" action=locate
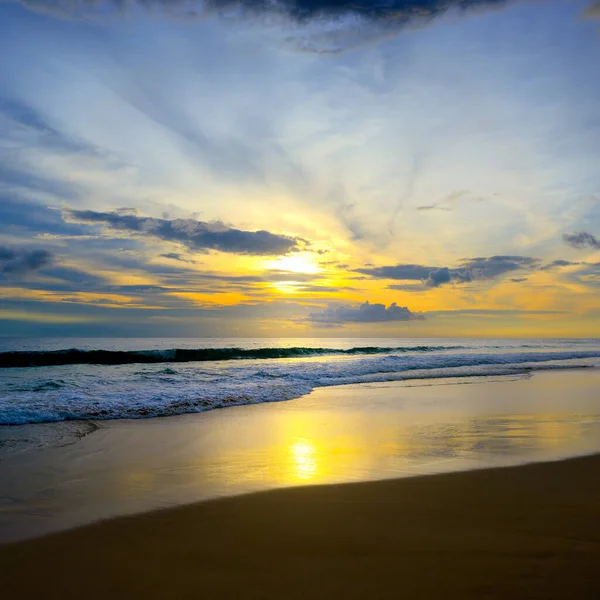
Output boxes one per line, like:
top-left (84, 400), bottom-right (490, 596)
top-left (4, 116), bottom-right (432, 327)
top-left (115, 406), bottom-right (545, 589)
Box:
top-left (3, 452), bottom-right (600, 599)
top-left (3, 0), bottom-right (600, 593)
top-left (3, 369), bottom-right (600, 543)
top-left (2, 370), bottom-right (600, 599)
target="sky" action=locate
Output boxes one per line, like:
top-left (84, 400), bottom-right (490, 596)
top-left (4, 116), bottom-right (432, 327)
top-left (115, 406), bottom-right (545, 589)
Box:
top-left (0, 0), bottom-right (599, 337)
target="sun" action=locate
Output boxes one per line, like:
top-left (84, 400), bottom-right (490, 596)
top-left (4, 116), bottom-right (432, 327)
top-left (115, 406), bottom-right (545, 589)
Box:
top-left (266, 254), bottom-right (320, 274)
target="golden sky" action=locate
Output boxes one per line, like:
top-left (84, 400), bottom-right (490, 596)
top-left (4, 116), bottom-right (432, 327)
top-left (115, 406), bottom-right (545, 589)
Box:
top-left (0, 0), bottom-right (599, 337)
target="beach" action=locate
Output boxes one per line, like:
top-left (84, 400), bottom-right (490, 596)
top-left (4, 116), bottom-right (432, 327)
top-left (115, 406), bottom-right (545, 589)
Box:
top-left (2, 453), bottom-right (600, 599)
top-left (3, 0), bottom-right (600, 594)
top-left (3, 369), bottom-right (600, 542)
top-left (2, 368), bottom-right (600, 598)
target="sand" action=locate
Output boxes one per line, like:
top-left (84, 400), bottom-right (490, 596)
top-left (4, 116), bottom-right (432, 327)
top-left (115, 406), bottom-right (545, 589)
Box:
top-left (4, 369), bottom-right (600, 544)
top-left (2, 453), bottom-right (600, 599)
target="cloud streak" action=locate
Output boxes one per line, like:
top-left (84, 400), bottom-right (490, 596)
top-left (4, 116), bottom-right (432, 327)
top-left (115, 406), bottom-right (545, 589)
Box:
top-left (65, 209), bottom-right (302, 256)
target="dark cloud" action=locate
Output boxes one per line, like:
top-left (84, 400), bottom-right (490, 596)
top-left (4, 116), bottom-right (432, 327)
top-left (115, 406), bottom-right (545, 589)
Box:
top-left (10, 0), bottom-right (513, 22)
top-left (457, 255), bottom-right (540, 278)
top-left (425, 266), bottom-right (452, 287)
top-left (208, 0), bottom-right (512, 22)
top-left (355, 263), bottom-right (460, 287)
top-left (355, 264), bottom-right (434, 280)
top-left (109, 284), bottom-right (176, 294)
top-left (159, 253), bottom-right (196, 263)
top-left (309, 301), bottom-right (424, 324)
top-left (65, 209), bottom-right (301, 256)
top-left (356, 255), bottom-right (538, 287)
top-left (563, 232), bottom-right (600, 250)
top-left (0, 246), bottom-right (54, 275)
top-left (585, 1), bottom-right (600, 18)
top-left (10, 0), bottom-right (516, 52)
top-left (0, 194), bottom-right (87, 237)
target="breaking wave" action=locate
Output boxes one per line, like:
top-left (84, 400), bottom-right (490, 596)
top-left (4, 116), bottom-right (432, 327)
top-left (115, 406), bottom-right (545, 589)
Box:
top-left (0, 346), bottom-right (599, 425)
top-left (0, 345), bottom-right (465, 368)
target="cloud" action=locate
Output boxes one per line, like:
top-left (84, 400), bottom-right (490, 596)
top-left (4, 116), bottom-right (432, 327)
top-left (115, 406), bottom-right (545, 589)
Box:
top-left (356, 255), bottom-right (538, 287)
top-left (355, 264), bottom-right (434, 280)
top-left (387, 283), bottom-right (428, 291)
top-left (584, 1), bottom-right (600, 19)
top-left (540, 259), bottom-right (581, 271)
top-left (0, 246), bottom-right (54, 275)
top-left (457, 255), bottom-right (540, 278)
top-left (415, 190), bottom-right (482, 212)
top-left (0, 193), bottom-right (88, 238)
top-left (425, 266), bottom-right (452, 287)
top-left (9, 0), bottom-right (515, 52)
top-left (426, 309), bottom-right (566, 317)
top-left (563, 231), bottom-right (600, 250)
top-left (159, 253), bottom-right (196, 263)
top-left (545, 260), bottom-right (600, 288)
top-left (309, 300), bottom-right (424, 324)
top-left (415, 205), bottom-right (451, 211)
top-left (8, 0), bottom-right (515, 22)
top-left (41, 266), bottom-right (107, 287)
top-left (65, 209), bottom-right (301, 256)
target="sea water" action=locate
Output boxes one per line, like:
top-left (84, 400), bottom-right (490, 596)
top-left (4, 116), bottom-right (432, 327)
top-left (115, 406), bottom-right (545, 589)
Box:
top-left (1, 337), bottom-right (599, 424)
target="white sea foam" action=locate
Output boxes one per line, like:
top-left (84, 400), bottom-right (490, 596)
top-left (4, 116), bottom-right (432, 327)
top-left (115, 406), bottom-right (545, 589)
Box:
top-left (1, 340), bottom-right (599, 425)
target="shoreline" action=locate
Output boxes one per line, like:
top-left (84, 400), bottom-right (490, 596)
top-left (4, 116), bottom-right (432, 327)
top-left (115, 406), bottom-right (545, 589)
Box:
top-left (2, 353), bottom-right (599, 426)
top-left (2, 369), bottom-right (600, 544)
top-left (3, 453), bottom-right (600, 598)
top-left (1, 360), bottom-right (596, 441)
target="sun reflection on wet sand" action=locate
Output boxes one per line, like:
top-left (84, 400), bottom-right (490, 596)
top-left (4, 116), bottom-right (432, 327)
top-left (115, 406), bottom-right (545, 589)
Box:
top-left (4, 371), bottom-right (600, 542)
top-left (289, 439), bottom-right (318, 480)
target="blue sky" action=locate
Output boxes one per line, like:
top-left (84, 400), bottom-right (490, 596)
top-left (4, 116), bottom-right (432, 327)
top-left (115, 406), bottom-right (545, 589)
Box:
top-left (1, 0), bottom-right (599, 336)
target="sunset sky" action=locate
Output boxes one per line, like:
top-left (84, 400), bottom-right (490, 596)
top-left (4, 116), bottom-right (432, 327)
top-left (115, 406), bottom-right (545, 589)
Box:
top-left (1, 0), bottom-right (599, 337)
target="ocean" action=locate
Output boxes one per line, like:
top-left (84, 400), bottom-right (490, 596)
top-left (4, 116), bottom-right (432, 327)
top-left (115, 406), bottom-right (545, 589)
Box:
top-left (1, 337), bottom-right (600, 426)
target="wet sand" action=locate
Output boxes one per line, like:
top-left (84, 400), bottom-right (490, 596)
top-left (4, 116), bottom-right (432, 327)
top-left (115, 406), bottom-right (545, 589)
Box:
top-left (2, 453), bottom-right (600, 599)
top-left (2, 369), bottom-right (600, 544)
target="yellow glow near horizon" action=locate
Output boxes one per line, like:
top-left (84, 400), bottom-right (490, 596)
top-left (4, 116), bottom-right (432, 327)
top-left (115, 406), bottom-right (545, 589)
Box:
top-left (266, 254), bottom-right (320, 274)
top-left (272, 282), bottom-right (300, 294)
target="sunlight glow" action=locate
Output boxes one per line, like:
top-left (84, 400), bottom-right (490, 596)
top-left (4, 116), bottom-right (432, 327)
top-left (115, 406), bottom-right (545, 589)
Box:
top-left (289, 439), bottom-right (318, 480)
top-left (266, 255), bottom-right (320, 274)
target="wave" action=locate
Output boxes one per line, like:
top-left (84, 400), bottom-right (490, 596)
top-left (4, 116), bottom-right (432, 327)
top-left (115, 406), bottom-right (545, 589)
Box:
top-left (1, 349), bottom-right (599, 425)
top-left (0, 345), bottom-right (466, 368)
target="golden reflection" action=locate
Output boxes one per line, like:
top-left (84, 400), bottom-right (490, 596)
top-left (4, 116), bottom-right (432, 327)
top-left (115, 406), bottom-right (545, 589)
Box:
top-left (289, 438), bottom-right (319, 480)
top-left (115, 470), bottom-right (157, 498)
